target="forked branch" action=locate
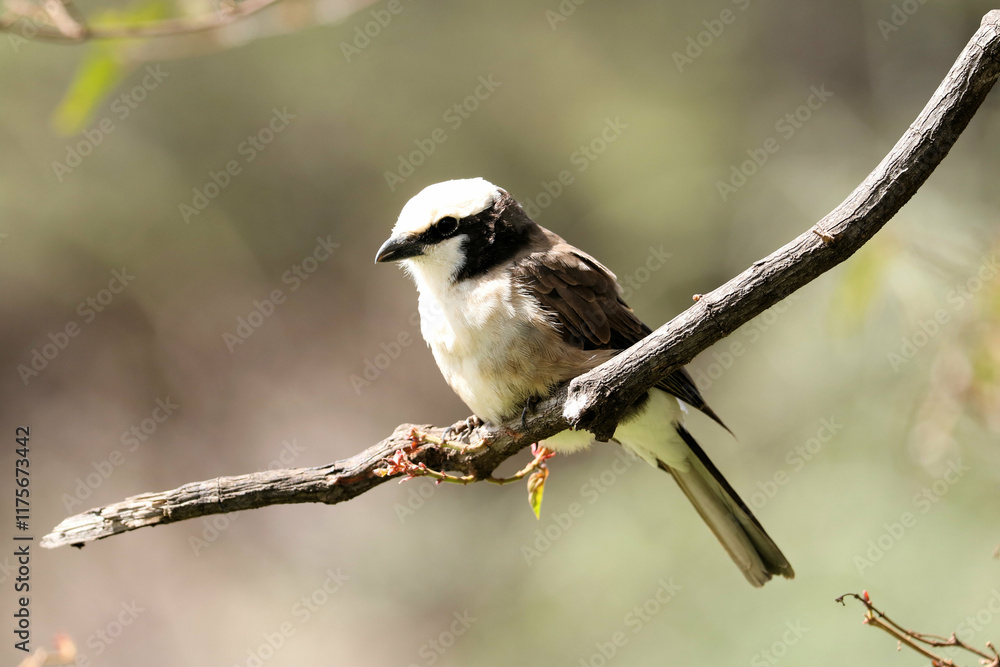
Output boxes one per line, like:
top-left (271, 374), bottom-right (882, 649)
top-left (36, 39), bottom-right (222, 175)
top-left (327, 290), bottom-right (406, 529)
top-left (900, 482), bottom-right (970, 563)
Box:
top-left (837, 591), bottom-right (1000, 667)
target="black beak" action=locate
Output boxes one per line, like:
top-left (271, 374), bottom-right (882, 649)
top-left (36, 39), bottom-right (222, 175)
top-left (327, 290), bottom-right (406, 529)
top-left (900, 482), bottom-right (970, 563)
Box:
top-left (375, 234), bottom-right (424, 264)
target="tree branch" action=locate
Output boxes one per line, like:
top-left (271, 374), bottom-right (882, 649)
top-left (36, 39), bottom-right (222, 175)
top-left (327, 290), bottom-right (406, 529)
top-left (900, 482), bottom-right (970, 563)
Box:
top-left (564, 10), bottom-right (1000, 440)
top-left (41, 423), bottom-right (554, 548)
top-left (42, 10), bottom-right (1000, 550)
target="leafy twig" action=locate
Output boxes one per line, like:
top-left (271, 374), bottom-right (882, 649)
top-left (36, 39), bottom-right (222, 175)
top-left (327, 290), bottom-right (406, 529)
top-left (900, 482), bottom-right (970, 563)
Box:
top-left (376, 429), bottom-right (554, 488)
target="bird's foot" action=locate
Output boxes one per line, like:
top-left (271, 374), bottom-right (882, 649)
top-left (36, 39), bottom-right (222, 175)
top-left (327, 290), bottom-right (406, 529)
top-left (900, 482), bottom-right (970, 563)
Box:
top-left (443, 415), bottom-right (484, 444)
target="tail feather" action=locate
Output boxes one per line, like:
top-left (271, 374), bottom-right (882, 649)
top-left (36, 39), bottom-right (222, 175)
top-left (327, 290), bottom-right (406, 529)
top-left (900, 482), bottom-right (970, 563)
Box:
top-left (663, 425), bottom-right (794, 587)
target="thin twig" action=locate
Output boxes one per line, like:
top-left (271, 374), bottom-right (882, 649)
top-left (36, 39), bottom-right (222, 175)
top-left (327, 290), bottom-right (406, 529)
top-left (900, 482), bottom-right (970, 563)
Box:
top-left (374, 432), bottom-right (554, 487)
top-left (486, 444), bottom-right (555, 486)
top-left (836, 592), bottom-right (1000, 667)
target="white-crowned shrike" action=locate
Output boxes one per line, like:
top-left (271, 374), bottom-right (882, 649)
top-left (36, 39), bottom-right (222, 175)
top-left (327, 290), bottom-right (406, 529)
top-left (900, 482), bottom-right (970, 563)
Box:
top-left (376, 177), bottom-right (793, 587)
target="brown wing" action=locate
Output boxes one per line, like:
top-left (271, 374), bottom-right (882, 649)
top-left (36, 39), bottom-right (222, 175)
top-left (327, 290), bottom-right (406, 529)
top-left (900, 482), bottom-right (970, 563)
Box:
top-left (511, 239), bottom-right (729, 432)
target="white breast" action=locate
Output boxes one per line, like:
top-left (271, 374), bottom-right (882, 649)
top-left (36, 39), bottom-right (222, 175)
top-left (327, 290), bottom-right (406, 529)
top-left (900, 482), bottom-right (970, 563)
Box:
top-left (412, 267), bottom-right (557, 423)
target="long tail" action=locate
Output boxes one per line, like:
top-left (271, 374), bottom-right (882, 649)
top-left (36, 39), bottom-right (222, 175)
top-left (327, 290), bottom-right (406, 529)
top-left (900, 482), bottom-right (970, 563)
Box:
top-left (663, 424), bottom-right (794, 587)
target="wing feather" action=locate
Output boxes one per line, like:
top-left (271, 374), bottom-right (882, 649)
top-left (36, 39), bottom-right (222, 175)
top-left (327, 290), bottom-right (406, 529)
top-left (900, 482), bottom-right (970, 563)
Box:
top-left (512, 239), bottom-right (729, 431)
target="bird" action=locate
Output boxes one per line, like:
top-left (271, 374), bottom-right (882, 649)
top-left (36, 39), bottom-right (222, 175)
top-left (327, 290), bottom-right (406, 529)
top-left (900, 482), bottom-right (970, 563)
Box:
top-left (375, 177), bottom-right (793, 587)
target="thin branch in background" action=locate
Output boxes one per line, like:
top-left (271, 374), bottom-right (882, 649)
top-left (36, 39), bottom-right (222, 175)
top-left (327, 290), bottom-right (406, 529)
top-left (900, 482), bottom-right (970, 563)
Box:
top-left (118, 0), bottom-right (374, 63)
top-left (0, 0), bottom-right (283, 41)
top-left (40, 0), bottom-right (85, 40)
top-left (836, 591), bottom-right (1000, 667)
top-left (39, 10), bottom-right (1000, 550)
top-left (1, 0), bottom-right (378, 68)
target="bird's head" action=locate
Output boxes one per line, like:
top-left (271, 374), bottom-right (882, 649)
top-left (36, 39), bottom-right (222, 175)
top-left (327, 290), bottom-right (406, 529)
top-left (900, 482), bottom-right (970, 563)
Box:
top-left (375, 178), bottom-right (536, 283)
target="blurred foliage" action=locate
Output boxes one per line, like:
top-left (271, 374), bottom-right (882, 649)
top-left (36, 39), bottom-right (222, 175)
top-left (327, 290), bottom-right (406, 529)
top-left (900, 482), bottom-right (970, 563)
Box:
top-left (51, 0), bottom-right (172, 134)
top-left (827, 236), bottom-right (897, 335)
top-left (53, 43), bottom-right (127, 134)
top-left (1, 1), bottom-right (999, 666)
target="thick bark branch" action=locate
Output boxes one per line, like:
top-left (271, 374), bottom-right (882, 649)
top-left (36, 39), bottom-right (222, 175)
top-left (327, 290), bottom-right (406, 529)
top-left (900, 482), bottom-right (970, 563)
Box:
top-left (565, 9), bottom-right (1000, 440)
top-left (42, 10), bottom-right (1000, 550)
top-left (41, 420), bottom-right (557, 548)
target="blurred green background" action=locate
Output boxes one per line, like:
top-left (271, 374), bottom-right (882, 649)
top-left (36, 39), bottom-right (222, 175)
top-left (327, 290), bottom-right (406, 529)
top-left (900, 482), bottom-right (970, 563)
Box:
top-left (2, 1), bottom-right (1000, 665)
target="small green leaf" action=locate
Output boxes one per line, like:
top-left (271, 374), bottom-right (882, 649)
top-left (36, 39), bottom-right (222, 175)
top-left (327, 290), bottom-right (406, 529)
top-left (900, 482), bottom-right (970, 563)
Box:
top-left (527, 468), bottom-right (548, 520)
top-left (52, 43), bottom-right (126, 135)
top-left (51, 0), bottom-right (171, 135)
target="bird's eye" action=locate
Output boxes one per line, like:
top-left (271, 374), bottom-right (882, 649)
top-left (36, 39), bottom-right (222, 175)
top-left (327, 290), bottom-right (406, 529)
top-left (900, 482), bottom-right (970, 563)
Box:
top-left (436, 216), bottom-right (460, 237)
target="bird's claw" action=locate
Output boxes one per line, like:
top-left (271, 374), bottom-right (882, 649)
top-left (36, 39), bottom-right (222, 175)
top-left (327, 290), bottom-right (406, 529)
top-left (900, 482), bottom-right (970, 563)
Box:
top-left (443, 415), bottom-right (484, 443)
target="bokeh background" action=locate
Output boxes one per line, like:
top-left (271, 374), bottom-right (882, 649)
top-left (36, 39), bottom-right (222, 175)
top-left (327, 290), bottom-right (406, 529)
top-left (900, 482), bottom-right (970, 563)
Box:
top-left (2, 1), bottom-right (1000, 665)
